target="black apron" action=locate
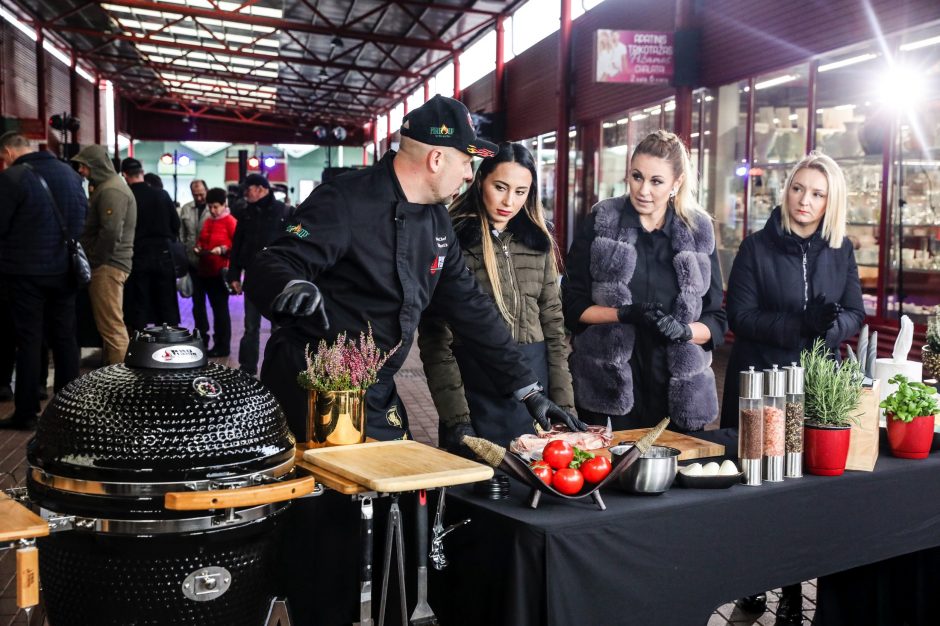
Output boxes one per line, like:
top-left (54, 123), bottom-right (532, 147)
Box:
top-left (453, 341), bottom-right (549, 448)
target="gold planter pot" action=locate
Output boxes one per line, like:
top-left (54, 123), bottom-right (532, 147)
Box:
top-left (306, 388), bottom-right (366, 447)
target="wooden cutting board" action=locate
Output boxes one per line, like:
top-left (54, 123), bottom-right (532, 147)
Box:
top-left (303, 440), bottom-right (494, 493)
top-left (591, 429), bottom-right (724, 461)
top-left (0, 492), bottom-right (49, 542)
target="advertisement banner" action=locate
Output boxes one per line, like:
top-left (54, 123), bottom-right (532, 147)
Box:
top-left (595, 30), bottom-right (674, 84)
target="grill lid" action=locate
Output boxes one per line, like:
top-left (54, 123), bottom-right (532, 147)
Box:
top-left (27, 326), bottom-right (295, 484)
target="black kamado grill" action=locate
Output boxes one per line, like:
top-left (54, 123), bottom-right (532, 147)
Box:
top-left (23, 325), bottom-right (316, 625)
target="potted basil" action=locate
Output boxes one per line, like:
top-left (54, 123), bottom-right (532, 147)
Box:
top-left (801, 339), bottom-right (863, 475)
top-left (880, 374), bottom-right (939, 459)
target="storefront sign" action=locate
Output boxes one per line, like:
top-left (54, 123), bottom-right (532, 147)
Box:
top-left (595, 30), bottom-right (674, 84)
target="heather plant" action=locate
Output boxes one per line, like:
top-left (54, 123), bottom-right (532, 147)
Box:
top-left (297, 325), bottom-right (399, 392)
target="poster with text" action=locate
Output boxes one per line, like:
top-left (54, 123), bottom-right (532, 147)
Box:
top-left (595, 30), bottom-right (674, 84)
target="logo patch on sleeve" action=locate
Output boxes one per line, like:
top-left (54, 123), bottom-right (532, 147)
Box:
top-left (429, 255), bottom-right (446, 275)
top-left (286, 223), bottom-right (309, 238)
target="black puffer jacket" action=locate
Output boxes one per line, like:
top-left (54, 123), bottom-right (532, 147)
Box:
top-left (228, 192), bottom-right (290, 282)
top-left (719, 206), bottom-right (865, 427)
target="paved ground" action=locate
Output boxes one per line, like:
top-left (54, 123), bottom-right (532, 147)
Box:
top-left (0, 295), bottom-right (816, 625)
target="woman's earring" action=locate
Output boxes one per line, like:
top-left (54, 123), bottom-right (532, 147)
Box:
top-left (669, 188), bottom-right (678, 198)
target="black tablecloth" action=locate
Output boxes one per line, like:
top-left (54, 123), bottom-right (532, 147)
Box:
top-left (428, 431), bottom-right (940, 626)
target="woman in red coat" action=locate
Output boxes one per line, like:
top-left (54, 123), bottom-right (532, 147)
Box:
top-left (195, 187), bottom-right (237, 357)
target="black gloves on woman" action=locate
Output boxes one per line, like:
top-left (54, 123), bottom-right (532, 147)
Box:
top-left (523, 392), bottom-right (588, 432)
top-left (619, 302), bottom-right (692, 344)
top-left (801, 294), bottom-right (842, 337)
top-left (617, 302), bottom-right (664, 325)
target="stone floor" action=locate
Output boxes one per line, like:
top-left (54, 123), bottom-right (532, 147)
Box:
top-left (0, 294), bottom-right (817, 625)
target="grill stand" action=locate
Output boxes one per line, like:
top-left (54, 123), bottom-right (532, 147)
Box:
top-left (264, 598), bottom-right (293, 625)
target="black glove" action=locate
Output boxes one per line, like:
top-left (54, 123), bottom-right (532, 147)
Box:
top-left (617, 302), bottom-right (664, 325)
top-left (802, 294), bottom-right (841, 337)
top-left (440, 422), bottom-right (478, 459)
top-left (654, 313), bottom-right (693, 343)
top-left (271, 281), bottom-right (330, 329)
top-left (523, 392), bottom-right (587, 432)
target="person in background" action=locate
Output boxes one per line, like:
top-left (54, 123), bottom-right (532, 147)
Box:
top-left (143, 172), bottom-right (163, 190)
top-left (180, 179), bottom-right (210, 345)
top-left (120, 158), bottom-right (181, 331)
top-left (71, 144), bottom-right (137, 365)
top-left (720, 151), bottom-right (864, 625)
top-left (563, 130), bottom-right (727, 433)
top-left (227, 173), bottom-right (290, 375)
top-left (0, 132), bottom-right (87, 429)
top-left (419, 142), bottom-right (576, 451)
top-left (195, 187), bottom-right (237, 357)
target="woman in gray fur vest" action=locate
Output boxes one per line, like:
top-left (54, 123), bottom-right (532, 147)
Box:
top-left (563, 130), bottom-right (727, 432)
top-left (419, 142), bottom-right (577, 450)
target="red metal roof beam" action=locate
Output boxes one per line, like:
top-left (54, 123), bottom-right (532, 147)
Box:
top-left (94, 0), bottom-right (454, 51)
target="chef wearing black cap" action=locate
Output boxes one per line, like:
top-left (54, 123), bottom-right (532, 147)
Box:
top-left (246, 95), bottom-right (585, 442)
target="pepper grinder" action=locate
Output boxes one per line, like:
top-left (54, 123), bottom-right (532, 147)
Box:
top-left (763, 365), bottom-right (786, 482)
top-left (784, 362), bottom-right (805, 478)
top-left (738, 367), bottom-right (764, 486)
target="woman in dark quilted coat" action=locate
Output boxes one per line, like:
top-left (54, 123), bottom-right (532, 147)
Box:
top-left (721, 151), bottom-right (863, 625)
top-left (419, 142), bottom-right (575, 450)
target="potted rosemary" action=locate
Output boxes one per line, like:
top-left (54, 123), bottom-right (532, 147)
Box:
top-left (922, 312), bottom-right (940, 381)
top-left (297, 326), bottom-right (398, 447)
top-left (801, 339), bottom-right (863, 476)
top-left (880, 374), bottom-right (939, 459)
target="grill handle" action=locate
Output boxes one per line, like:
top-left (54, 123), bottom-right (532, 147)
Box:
top-left (164, 476), bottom-right (317, 510)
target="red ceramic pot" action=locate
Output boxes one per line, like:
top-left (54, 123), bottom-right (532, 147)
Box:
top-left (803, 423), bottom-right (851, 476)
top-left (886, 413), bottom-right (936, 459)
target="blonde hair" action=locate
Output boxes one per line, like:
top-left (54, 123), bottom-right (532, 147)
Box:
top-left (780, 151), bottom-right (847, 248)
top-left (630, 130), bottom-right (709, 228)
top-left (449, 142), bottom-right (558, 323)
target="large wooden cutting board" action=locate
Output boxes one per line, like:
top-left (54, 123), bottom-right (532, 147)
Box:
top-left (592, 429), bottom-right (724, 461)
top-left (303, 440), bottom-right (494, 493)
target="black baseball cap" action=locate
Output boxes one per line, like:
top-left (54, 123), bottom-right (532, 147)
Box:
top-left (400, 95), bottom-right (498, 158)
top-left (120, 157), bottom-right (143, 174)
top-left (243, 173), bottom-right (270, 188)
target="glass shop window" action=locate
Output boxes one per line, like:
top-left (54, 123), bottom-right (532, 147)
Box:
top-left (748, 64), bottom-right (810, 238)
top-left (705, 81), bottom-right (749, 287)
top-left (598, 115), bottom-right (629, 201)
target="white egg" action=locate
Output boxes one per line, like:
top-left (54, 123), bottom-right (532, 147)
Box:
top-left (719, 460), bottom-right (739, 476)
top-left (702, 462), bottom-right (720, 477)
top-left (682, 463), bottom-right (703, 476)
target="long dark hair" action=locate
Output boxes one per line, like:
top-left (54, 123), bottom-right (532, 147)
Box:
top-left (449, 142), bottom-right (557, 322)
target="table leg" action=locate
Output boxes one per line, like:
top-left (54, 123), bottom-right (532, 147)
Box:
top-left (355, 496), bottom-right (374, 626)
top-left (393, 499), bottom-right (408, 626)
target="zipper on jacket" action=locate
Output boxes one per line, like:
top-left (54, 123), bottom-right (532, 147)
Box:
top-left (493, 229), bottom-right (519, 327)
top-left (801, 241), bottom-right (810, 310)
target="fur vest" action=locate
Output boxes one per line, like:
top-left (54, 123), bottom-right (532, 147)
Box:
top-left (570, 197), bottom-right (719, 430)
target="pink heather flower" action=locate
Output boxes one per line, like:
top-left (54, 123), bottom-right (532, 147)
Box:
top-left (298, 323), bottom-right (401, 392)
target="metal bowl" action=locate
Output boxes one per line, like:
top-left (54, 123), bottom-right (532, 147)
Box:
top-left (609, 444), bottom-right (680, 495)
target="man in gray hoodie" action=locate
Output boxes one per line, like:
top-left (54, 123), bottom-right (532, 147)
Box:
top-left (71, 145), bottom-right (137, 364)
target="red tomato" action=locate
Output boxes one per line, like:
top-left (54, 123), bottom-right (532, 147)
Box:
top-left (580, 456), bottom-right (612, 484)
top-left (552, 467), bottom-right (584, 495)
top-left (529, 461), bottom-right (553, 485)
top-left (542, 440), bottom-right (574, 470)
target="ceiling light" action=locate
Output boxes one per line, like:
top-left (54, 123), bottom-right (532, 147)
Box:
top-left (177, 154), bottom-right (192, 167)
top-left (331, 36), bottom-right (344, 48)
top-left (263, 156), bottom-right (276, 169)
top-left (818, 53), bottom-right (877, 73)
top-left (319, 68), bottom-right (328, 79)
top-left (754, 74), bottom-right (798, 90)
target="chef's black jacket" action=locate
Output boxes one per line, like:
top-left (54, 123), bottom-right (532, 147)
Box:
top-left (246, 151), bottom-right (537, 440)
